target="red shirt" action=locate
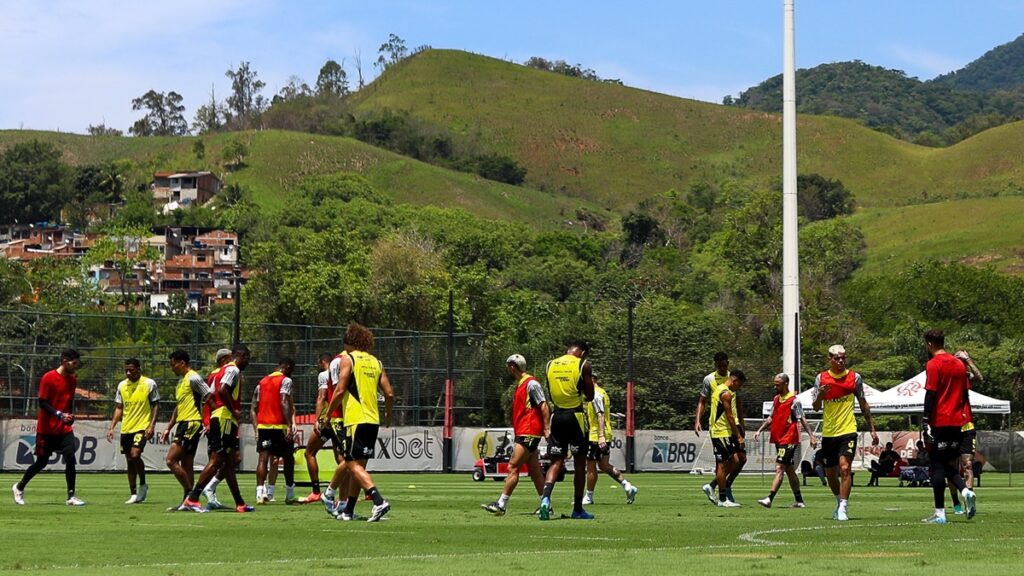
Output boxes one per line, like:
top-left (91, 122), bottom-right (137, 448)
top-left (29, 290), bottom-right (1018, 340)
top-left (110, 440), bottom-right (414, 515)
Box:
top-left (770, 393), bottom-right (800, 445)
top-left (256, 372), bottom-right (287, 426)
top-left (511, 375), bottom-right (544, 437)
top-left (37, 369), bottom-right (76, 435)
top-left (925, 352), bottom-right (970, 428)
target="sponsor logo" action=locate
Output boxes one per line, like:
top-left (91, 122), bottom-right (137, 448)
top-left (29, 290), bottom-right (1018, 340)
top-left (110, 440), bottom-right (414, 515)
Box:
top-left (377, 430), bottom-right (437, 460)
top-left (651, 441), bottom-right (697, 464)
top-left (16, 435), bottom-right (98, 466)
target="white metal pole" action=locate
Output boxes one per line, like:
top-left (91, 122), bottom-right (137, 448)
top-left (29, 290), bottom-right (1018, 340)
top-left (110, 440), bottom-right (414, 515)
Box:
top-left (782, 0), bottom-right (801, 392)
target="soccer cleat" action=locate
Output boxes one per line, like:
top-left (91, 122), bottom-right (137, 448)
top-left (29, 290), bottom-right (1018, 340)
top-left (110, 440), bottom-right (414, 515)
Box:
top-left (836, 508), bottom-right (849, 521)
top-left (338, 512), bottom-right (365, 521)
top-left (12, 484), bottom-right (25, 505)
top-left (322, 494), bottom-right (338, 517)
top-left (300, 492), bottom-right (322, 504)
top-left (581, 494), bottom-right (593, 505)
top-left (953, 504), bottom-right (964, 515)
top-left (701, 484), bottom-right (716, 504)
top-left (963, 489), bottom-right (977, 519)
top-left (137, 484), bottom-right (148, 503)
top-left (202, 487), bottom-right (219, 504)
top-left (367, 500), bottom-right (390, 522)
top-left (538, 497), bottom-right (551, 521)
top-left (66, 496), bottom-right (86, 506)
top-left (125, 494), bottom-right (140, 504)
top-left (570, 509), bottom-right (595, 519)
top-left (626, 486), bottom-right (638, 505)
top-left (922, 514), bottom-right (947, 524)
top-left (791, 502), bottom-right (806, 509)
top-left (206, 498), bottom-right (227, 510)
top-left (236, 504), bottom-right (255, 513)
top-left (482, 501), bottom-right (506, 516)
top-left (832, 508), bottom-right (839, 520)
top-left (757, 497), bottom-right (772, 508)
top-left (718, 499), bottom-right (741, 508)
top-left (183, 498), bottom-right (206, 513)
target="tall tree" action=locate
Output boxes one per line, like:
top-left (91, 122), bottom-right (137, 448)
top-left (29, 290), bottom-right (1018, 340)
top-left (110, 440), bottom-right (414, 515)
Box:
top-left (276, 75), bottom-right (312, 102)
top-left (225, 61), bottom-right (267, 129)
top-left (0, 140), bottom-right (70, 224)
top-left (316, 59), bottom-right (349, 97)
top-left (375, 33), bottom-right (408, 71)
top-left (192, 85), bottom-right (227, 134)
top-left (129, 90), bottom-right (188, 136)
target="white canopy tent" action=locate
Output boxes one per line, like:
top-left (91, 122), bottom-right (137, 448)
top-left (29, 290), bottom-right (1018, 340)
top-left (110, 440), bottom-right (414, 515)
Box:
top-left (868, 372), bottom-right (1011, 414)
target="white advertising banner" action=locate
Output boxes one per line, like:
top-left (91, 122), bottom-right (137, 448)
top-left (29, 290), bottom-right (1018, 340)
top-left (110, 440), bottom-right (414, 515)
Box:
top-left (634, 430), bottom-right (703, 471)
top-left (1, 419), bottom-right (440, 473)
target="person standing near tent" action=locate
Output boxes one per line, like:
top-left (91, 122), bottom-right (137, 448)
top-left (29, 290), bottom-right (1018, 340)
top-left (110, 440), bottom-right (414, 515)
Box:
top-left (697, 352), bottom-right (746, 504)
top-left (812, 345), bottom-right (879, 521)
top-left (754, 373), bottom-right (817, 508)
top-left (921, 329), bottom-right (976, 523)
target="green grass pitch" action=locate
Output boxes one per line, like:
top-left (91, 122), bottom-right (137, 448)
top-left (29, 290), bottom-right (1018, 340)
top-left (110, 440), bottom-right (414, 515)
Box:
top-left (2, 472), bottom-right (1022, 575)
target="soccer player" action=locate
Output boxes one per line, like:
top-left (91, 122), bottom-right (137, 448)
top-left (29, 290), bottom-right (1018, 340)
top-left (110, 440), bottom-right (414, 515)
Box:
top-left (12, 349), bottom-right (85, 506)
top-left (537, 340), bottom-right (596, 520)
top-left (582, 378), bottom-right (638, 505)
top-left (753, 373), bottom-right (817, 508)
top-left (922, 329), bottom-right (976, 523)
top-left (812, 344), bottom-right (879, 521)
top-left (697, 352), bottom-right (746, 504)
top-left (300, 353), bottom-right (345, 503)
top-left (482, 354), bottom-right (550, 515)
top-left (944, 349), bottom-right (982, 514)
top-left (710, 370), bottom-right (747, 508)
top-left (324, 323), bottom-right (395, 522)
top-left (252, 358), bottom-right (298, 504)
top-left (161, 349), bottom-right (212, 507)
top-left (106, 358), bottom-right (159, 504)
top-left (200, 348), bottom-right (233, 508)
top-left (184, 344), bottom-right (253, 513)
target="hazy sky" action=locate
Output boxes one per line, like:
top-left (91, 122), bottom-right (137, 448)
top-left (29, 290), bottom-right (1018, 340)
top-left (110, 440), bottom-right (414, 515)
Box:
top-left (1, 0), bottom-right (1022, 133)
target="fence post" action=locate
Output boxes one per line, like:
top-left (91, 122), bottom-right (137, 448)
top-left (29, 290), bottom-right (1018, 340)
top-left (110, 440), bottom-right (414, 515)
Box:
top-left (626, 299), bottom-right (636, 473)
top-left (443, 290), bottom-right (454, 473)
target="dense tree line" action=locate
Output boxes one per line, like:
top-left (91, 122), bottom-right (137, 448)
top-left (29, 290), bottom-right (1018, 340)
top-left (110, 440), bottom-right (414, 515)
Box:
top-left (728, 57), bottom-right (1024, 146)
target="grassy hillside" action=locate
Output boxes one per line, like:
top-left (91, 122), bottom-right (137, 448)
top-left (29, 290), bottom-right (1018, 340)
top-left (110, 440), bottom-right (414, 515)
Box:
top-left (352, 50), bottom-right (1024, 211)
top-left (0, 129), bottom-right (604, 228)
top-left (852, 196), bottom-right (1024, 275)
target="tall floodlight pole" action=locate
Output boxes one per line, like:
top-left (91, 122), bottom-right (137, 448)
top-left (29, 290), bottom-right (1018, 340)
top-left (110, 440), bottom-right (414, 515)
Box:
top-left (782, 0), bottom-right (801, 391)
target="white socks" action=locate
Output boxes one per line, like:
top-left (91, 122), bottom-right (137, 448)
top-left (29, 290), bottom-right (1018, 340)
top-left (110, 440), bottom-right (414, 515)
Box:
top-left (498, 494), bottom-right (509, 507)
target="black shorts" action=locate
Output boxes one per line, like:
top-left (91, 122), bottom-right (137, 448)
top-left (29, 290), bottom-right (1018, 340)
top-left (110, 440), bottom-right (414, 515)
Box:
top-left (344, 424), bottom-right (379, 461)
top-left (316, 420), bottom-right (346, 453)
top-left (172, 421), bottom-right (203, 456)
top-left (960, 429), bottom-right (977, 456)
top-left (586, 441), bottom-right (611, 461)
top-left (514, 435), bottom-right (542, 453)
top-left (820, 433), bottom-right (858, 467)
top-left (35, 433), bottom-right (76, 458)
top-left (774, 444), bottom-right (798, 466)
top-left (208, 417), bottom-right (240, 455)
top-left (257, 428), bottom-right (292, 457)
top-left (712, 436), bottom-right (741, 463)
top-left (120, 431), bottom-right (148, 455)
top-left (932, 426), bottom-right (964, 463)
top-left (548, 410), bottom-right (587, 459)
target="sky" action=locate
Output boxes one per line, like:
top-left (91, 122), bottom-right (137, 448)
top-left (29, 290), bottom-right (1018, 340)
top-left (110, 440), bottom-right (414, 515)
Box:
top-left (1, 0), bottom-right (1022, 134)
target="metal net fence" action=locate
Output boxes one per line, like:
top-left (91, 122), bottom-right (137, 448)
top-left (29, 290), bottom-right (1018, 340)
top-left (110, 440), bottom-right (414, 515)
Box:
top-left (0, 309), bottom-right (485, 426)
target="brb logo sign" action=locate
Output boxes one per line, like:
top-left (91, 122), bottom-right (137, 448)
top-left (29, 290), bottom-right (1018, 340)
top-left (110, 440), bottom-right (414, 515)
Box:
top-left (651, 435), bottom-right (697, 464)
top-left (16, 435), bottom-right (99, 466)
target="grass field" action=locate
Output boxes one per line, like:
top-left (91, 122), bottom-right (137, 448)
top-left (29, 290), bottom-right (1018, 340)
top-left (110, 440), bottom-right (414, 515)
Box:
top-left (2, 472), bottom-right (1021, 575)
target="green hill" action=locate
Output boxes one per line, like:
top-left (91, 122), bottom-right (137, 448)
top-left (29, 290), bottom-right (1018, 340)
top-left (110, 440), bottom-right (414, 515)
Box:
top-left (933, 34), bottom-right (1024, 92)
top-left (352, 50), bottom-right (1024, 211)
top-left (0, 129), bottom-right (604, 228)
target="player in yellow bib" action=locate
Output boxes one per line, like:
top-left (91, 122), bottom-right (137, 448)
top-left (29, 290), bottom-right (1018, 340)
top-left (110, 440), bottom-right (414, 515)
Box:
top-left (324, 324), bottom-right (395, 522)
top-left (709, 370), bottom-right (747, 507)
top-left (697, 352), bottom-right (746, 503)
top-left (106, 358), bottom-right (159, 504)
top-left (161, 350), bottom-right (213, 509)
top-left (812, 344), bottom-right (879, 521)
top-left (583, 380), bottom-right (637, 505)
top-left (538, 339), bottom-right (596, 521)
